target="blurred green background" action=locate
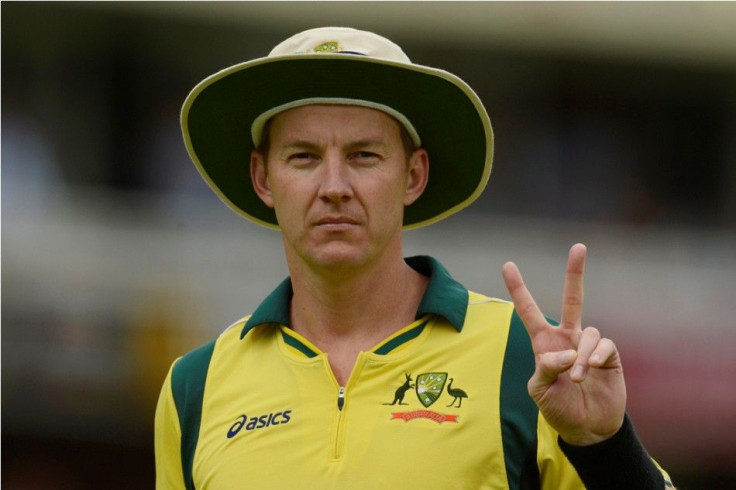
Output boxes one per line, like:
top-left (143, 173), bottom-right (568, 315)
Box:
top-left (3, 2), bottom-right (735, 488)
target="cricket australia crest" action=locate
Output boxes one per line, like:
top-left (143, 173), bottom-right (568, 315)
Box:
top-left (415, 372), bottom-right (447, 408)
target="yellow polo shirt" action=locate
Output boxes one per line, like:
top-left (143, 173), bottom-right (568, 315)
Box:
top-left (155, 256), bottom-right (668, 489)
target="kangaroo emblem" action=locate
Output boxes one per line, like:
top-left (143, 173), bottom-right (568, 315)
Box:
top-left (384, 373), bottom-right (414, 405)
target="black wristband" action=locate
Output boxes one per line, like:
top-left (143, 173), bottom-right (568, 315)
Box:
top-left (558, 415), bottom-right (665, 490)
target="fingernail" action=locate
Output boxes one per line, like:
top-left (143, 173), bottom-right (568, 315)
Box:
top-left (572, 365), bottom-right (584, 379)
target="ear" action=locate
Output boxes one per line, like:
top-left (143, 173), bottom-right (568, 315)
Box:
top-left (403, 148), bottom-right (429, 207)
top-left (250, 150), bottom-right (274, 208)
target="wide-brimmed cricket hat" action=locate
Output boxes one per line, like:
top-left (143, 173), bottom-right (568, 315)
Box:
top-left (181, 26), bottom-right (493, 230)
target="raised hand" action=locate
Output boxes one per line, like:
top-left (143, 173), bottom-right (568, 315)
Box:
top-left (501, 243), bottom-right (626, 446)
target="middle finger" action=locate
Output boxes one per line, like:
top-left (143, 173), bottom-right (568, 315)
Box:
top-left (560, 243), bottom-right (587, 331)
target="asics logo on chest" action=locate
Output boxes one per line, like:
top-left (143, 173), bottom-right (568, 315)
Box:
top-left (226, 410), bottom-right (292, 439)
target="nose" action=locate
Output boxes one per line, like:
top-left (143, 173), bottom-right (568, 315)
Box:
top-left (318, 155), bottom-right (353, 203)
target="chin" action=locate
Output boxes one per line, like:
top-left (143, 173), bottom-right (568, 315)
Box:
top-left (305, 245), bottom-right (371, 271)
top-left (312, 254), bottom-right (366, 271)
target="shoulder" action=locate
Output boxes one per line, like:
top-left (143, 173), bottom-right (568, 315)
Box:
top-left (171, 316), bottom-right (250, 395)
top-left (461, 292), bottom-right (535, 385)
top-left (464, 291), bottom-right (517, 330)
top-left (464, 291), bottom-right (533, 340)
top-left (467, 291), bottom-right (513, 309)
top-left (167, 316), bottom-right (251, 431)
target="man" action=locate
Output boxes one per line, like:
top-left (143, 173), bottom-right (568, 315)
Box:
top-left (155, 27), bottom-right (674, 489)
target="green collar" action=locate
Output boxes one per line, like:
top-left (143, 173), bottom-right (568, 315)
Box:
top-left (240, 255), bottom-right (468, 339)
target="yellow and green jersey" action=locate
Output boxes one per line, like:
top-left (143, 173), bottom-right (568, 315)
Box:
top-left (155, 256), bottom-right (665, 489)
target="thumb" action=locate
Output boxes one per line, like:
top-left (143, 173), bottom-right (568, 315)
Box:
top-left (528, 349), bottom-right (577, 397)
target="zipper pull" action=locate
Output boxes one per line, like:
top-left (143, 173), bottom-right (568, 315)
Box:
top-left (337, 386), bottom-right (346, 411)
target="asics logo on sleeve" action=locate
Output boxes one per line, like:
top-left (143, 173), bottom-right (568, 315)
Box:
top-left (227, 410), bottom-right (292, 439)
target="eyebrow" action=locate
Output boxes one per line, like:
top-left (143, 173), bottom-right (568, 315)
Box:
top-left (277, 140), bottom-right (322, 153)
top-left (278, 138), bottom-right (389, 153)
top-left (345, 139), bottom-right (388, 151)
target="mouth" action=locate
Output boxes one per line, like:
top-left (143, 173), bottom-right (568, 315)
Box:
top-left (314, 216), bottom-right (359, 229)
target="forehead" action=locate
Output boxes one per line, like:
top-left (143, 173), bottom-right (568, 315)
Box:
top-left (268, 104), bottom-right (403, 143)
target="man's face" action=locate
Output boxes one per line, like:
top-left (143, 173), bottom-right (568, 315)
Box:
top-left (251, 104), bottom-right (428, 273)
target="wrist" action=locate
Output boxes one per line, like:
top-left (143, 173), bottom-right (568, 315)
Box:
top-left (558, 414), bottom-right (665, 490)
top-left (559, 421), bottom-right (623, 447)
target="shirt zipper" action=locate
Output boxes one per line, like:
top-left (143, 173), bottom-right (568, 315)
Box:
top-left (330, 355), bottom-right (364, 460)
top-left (337, 386), bottom-right (346, 411)
top-left (333, 385), bottom-right (346, 460)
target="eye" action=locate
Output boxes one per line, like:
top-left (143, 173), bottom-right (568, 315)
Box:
top-left (287, 152), bottom-right (318, 167)
top-left (350, 151), bottom-right (381, 165)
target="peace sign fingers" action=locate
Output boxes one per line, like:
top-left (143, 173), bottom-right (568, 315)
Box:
top-left (502, 244), bottom-right (630, 447)
top-left (560, 243), bottom-right (587, 331)
top-left (502, 243), bottom-right (589, 341)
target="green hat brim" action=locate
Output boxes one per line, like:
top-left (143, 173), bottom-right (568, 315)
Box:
top-left (181, 54), bottom-right (493, 230)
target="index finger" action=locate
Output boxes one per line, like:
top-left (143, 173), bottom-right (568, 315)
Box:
top-left (560, 243), bottom-right (587, 330)
top-left (502, 261), bottom-right (548, 336)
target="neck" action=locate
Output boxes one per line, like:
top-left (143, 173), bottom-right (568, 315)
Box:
top-left (283, 237), bottom-right (429, 386)
top-left (287, 249), bottom-right (428, 349)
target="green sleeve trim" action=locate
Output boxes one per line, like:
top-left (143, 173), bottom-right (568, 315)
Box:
top-left (499, 309), bottom-right (540, 490)
top-left (171, 339), bottom-right (217, 490)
